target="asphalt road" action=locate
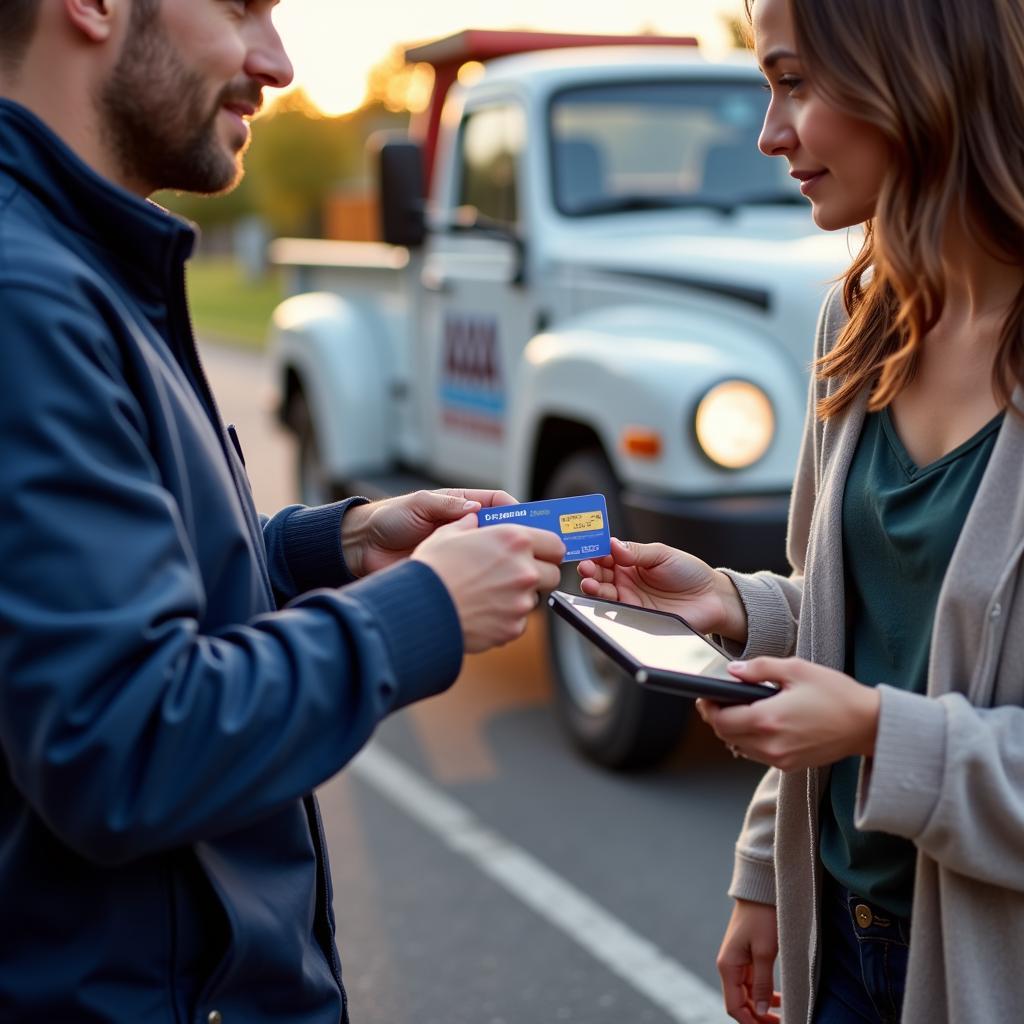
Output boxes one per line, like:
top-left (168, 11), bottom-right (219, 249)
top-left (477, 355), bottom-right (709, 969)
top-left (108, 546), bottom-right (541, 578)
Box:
top-left (200, 340), bottom-right (767, 1024)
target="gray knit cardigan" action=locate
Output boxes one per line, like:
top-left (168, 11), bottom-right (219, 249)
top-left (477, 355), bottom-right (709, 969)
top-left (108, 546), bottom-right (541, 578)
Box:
top-left (723, 285), bottom-right (1024, 1023)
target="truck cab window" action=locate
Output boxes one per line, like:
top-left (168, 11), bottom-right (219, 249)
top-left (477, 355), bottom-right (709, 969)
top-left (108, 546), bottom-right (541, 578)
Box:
top-left (457, 104), bottom-right (525, 229)
top-left (550, 81), bottom-right (799, 215)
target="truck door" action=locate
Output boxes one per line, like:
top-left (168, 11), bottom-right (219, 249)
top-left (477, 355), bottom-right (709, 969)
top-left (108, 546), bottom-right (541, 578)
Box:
top-left (419, 100), bottom-right (534, 487)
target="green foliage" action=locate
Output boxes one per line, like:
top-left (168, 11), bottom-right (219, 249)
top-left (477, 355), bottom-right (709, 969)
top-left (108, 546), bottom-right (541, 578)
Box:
top-left (186, 257), bottom-right (283, 349)
top-left (244, 90), bottom-right (354, 236)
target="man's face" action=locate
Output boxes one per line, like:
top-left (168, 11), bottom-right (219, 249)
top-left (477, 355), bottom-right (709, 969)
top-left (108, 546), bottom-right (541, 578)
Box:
top-left (99, 0), bottom-right (293, 195)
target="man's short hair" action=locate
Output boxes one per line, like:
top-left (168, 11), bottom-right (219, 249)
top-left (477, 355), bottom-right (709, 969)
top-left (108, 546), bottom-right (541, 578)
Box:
top-left (1, 0), bottom-right (163, 75)
top-left (0, 0), bottom-right (42, 71)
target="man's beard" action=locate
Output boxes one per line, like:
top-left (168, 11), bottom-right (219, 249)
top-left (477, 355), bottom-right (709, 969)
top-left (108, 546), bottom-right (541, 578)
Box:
top-left (98, 14), bottom-right (260, 195)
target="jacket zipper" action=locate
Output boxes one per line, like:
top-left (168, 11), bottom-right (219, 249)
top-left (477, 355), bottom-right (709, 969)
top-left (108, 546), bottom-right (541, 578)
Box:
top-left (305, 796), bottom-right (348, 1017)
top-left (172, 258), bottom-right (276, 610)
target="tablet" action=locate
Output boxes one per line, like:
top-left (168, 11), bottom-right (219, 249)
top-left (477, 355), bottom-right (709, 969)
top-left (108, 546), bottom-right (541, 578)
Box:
top-left (548, 590), bottom-right (779, 704)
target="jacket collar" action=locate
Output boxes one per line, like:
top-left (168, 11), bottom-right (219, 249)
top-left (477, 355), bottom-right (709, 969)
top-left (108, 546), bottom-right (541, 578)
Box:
top-left (0, 98), bottom-right (196, 295)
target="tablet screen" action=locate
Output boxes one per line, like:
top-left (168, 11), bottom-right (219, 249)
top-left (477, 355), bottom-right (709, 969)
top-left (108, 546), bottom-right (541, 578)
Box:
top-left (561, 593), bottom-right (735, 679)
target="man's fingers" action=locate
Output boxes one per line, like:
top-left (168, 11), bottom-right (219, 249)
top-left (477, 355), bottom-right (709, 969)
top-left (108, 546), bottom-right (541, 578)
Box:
top-left (526, 527), bottom-right (567, 563)
top-left (536, 562), bottom-right (563, 593)
top-left (418, 490), bottom-right (481, 521)
top-left (433, 512), bottom-right (478, 536)
top-left (439, 487), bottom-right (518, 507)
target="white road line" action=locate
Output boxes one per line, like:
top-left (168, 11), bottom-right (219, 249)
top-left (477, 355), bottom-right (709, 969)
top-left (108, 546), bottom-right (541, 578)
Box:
top-left (350, 743), bottom-right (730, 1024)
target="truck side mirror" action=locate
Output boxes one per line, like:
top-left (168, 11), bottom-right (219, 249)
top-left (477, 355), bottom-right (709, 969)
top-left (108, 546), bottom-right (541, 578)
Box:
top-left (377, 138), bottom-right (426, 248)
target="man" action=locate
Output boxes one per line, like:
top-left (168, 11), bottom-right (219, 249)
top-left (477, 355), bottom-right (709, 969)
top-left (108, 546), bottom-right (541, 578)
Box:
top-left (0, 1), bottom-right (564, 1020)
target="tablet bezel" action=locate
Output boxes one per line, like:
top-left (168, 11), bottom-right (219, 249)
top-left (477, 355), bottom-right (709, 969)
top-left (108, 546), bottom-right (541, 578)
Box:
top-left (548, 590), bottom-right (779, 705)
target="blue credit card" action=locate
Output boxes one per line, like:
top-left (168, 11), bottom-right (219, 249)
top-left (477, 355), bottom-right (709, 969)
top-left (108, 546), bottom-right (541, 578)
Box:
top-left (477, 493), bottom-right (611, 563)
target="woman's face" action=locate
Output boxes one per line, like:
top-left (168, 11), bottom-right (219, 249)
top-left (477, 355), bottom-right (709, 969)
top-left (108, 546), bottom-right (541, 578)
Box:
top-left (753, 0), bottom-right (889, 231)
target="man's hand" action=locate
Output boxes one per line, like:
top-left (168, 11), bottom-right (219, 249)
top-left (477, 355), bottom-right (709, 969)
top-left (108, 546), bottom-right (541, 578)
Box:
top-left (696, 657), bottom-right (882, 771)
top-left (717, 899), bottom-right (781, 1024)
top-left (412, 514), bottom-right (564, 653)
top-left (342, 488), bottom-right (518, 578)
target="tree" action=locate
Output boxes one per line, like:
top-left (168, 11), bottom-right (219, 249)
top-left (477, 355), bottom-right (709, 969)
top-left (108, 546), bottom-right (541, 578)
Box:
top-left (722, 12), bottom-right (753, 50)
top-left (364, 45), bottom-right (435, 114)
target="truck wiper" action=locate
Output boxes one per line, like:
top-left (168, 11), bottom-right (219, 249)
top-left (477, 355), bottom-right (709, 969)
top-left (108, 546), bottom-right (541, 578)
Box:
top-left (567, 192), bottom-right (805, 217)
top-left (567, 195), bottom-right (735, 216)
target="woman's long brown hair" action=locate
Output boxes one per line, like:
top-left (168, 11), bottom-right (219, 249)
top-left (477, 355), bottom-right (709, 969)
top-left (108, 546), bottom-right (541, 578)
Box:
top-left (750, 0), bottom-right (1024, 418)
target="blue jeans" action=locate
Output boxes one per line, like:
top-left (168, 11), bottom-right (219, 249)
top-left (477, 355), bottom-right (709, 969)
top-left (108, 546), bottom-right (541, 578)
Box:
top-left (811, 874), bottom-right (911, 1024)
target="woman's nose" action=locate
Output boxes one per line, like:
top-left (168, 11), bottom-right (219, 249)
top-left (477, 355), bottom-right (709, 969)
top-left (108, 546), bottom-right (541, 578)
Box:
top-left (758, 104), bottom-right (797, 158)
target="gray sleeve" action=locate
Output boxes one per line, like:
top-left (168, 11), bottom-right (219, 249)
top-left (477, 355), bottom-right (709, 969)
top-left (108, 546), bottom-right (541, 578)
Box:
top-left (728, 767), bottom-right (781, 905)
top-left (856, 688), bottom-right (1024, 892)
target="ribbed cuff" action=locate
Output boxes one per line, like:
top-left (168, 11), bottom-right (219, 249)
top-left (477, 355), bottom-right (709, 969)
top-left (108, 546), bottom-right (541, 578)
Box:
top-left (728, 851), bottom-right (777, 905)
top-left (347, 559), bottom-right (463, 711)
top-left (855, 685), bottom-right (946, 840)
top-left (715, 569), bottom-right (798, 660)
top-left (283, 497), bottom-right (370, 592)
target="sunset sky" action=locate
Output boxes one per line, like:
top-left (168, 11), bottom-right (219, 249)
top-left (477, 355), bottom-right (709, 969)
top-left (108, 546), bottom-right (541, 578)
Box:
top-left (271, 0), bottom-right (746, 116)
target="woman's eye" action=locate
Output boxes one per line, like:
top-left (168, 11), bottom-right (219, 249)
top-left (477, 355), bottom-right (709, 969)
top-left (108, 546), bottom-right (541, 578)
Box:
top-left (760, 76), bottom-right (804, 97)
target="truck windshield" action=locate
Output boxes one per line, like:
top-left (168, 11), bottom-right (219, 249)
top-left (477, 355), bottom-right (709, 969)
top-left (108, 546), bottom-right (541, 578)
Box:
top-left (549, 80), bottom-right (801, 217)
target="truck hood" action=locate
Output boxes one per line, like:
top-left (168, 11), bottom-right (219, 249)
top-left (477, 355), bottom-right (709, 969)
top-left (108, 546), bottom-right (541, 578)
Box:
top-left (564, 229), bottom-right (856, 309)
top-left (553, 222), bottom-right (858, 368)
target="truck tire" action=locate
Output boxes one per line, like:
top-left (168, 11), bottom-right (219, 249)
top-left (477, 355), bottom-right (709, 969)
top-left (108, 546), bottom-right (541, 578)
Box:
top-left (288, 389), bottom-right (335, 507)
top-left (543, 450), bottom-right (689, 770)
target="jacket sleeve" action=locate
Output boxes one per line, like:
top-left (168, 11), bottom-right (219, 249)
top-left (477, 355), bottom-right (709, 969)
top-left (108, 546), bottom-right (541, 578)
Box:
top-left (856, 689), bottom-right (1024, 892)
top-left (0, 283), bottom-right (463, 866)
top-left (261, 497), bottom-right (370, 606)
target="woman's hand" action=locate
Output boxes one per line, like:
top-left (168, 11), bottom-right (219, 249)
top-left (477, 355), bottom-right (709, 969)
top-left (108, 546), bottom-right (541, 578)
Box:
top-left (717, 899), bottom-right (781, 1024)
top-left (697, 657), bottom-right (881, 771)
top-left (577, 538), bottom-right (747, 640)
top-left (342, 488), bottom-right (518, 577)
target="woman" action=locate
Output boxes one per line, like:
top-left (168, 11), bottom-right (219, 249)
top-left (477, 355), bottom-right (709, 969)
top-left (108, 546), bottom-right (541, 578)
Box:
top-left (578, 0), bottom-right (1024, 1021)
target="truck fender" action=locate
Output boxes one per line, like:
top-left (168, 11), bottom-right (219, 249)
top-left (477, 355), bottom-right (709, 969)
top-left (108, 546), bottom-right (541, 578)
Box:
top-left (506, 307), bottom-right (806, 499)
top-left (269, 292), bottom-right (395, 479)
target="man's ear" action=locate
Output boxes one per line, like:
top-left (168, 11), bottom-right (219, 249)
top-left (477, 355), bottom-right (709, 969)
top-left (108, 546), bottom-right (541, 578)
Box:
top-left (63, 0), bottom-right (124, 43)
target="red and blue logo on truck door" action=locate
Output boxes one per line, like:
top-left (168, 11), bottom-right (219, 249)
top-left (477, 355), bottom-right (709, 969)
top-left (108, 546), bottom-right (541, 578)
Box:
top-left (440, 313), bottom-right (505, 438)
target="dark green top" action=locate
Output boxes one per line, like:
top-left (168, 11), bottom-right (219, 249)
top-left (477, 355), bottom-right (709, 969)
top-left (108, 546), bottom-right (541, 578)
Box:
top-left (819, 405), bottom-right (1003, 917)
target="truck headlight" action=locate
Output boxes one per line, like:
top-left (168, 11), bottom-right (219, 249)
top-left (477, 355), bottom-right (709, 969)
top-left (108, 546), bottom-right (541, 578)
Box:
top-left (693, 380), bottom-right (775, 469)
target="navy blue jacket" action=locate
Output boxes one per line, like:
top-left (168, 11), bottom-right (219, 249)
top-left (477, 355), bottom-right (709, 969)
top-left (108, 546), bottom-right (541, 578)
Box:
top-left (0, 99), bottom-right (463, 1023)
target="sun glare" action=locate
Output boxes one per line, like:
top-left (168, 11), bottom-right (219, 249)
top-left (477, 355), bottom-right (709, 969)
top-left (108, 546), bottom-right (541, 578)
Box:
top-left (270, 0), bottom-right (741, 118)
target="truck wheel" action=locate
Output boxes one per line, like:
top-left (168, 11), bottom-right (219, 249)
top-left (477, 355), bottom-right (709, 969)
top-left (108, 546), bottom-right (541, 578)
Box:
top-left (288, 389), bottom-right (334, 507)
top-left (543, 451), bottom-right (689, 770)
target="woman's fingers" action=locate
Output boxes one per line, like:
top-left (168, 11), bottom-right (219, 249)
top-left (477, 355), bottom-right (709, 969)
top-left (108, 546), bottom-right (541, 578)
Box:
top-left (728, 657), bottom-right (800, 685)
